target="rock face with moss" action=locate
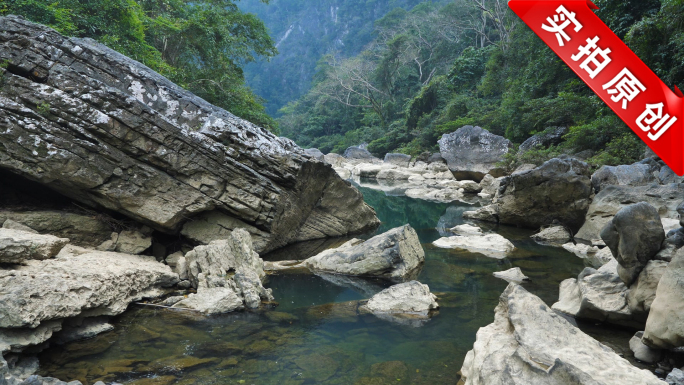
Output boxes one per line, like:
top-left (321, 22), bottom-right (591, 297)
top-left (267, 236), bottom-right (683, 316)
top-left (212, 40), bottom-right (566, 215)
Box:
top-left (0, 15), bottom-right (379, 254)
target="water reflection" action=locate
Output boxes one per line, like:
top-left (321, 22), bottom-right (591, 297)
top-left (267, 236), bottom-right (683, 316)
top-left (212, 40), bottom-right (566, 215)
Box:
top-left (39, 185), bottom-right (594, 385)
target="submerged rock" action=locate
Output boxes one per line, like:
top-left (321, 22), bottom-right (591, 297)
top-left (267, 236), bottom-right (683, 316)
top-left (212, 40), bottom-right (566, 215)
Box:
top-left (0, 228), bottom-right (69, 264)
top-left (438, 125), bottom-right (511, 181)
top-left (601, 202), bottom-right (665, 286)
top-left (460, 283), bottom-right (664, 385)
top-left (496, 157), bottom-right (593, 232)
top-left (531, 225), bottom-right (572, 245)
top-left (433, 232), bottom-right (515, 259)
top-left (493, 268), bottom-right (529, 284)
top-left (305, 225), bottom-right (424, 282)
top-left (0, 16), bottom-right (379, 253)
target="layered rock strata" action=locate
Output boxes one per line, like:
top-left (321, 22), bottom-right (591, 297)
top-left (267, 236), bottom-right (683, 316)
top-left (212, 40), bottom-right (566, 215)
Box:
top-left (0, 15), bottom-right (379, 254)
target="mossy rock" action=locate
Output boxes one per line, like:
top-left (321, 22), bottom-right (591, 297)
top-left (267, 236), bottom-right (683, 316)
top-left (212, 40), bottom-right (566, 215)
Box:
top-left (265, 311), bottom-right (299, 323)
top-left (370, 361), bottom-right (409, 379)
top-left (129, 375), bottom-right (178, 385)
top-left (294, 353), bottom-right (340, 381)
top-left (145, 356), bottom-right (220, 373)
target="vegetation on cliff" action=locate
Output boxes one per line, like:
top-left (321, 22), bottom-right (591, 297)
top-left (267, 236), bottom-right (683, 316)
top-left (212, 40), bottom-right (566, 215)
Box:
top-left (278, 0), bottom-right (682, 168)
top-left (1, 0), bottom-right (279, 131)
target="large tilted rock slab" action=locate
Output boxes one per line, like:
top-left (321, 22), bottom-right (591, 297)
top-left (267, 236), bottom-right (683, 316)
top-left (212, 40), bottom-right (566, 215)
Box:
top-left (304, 225), bottom-right (425, 281)
top-left (438, 126), bottom-right (511, 181)
top-left (644, 249), bottom-right (684, 349)
top-left (496, 157), bottom-right (593, 231)
top-left (576, 183), bottom-right (684, 242)
top-left (0, 16), bottom-right (379, 253)
top-left (0, 245), bottom-right (179, 328)
top-left (0, 210), bottom-right (113, 247)
top-left (0, 228), bottom-right (69, 263)
top-left (176, 228), bottom-right (273, 312)
top-left (461, 283), bottom-right (665, 385)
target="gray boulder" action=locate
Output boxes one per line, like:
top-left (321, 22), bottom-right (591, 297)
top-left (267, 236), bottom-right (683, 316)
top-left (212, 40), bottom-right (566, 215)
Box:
top-left (438, 125), bottom-right (511, 181)
top-left (591, 159), bottom-right (660, 192)
top-left (181, 228), bottom-right (273, 310)
top-left (363, 281), bottom-right (438, 315)
top-left (667, 369), bottom-right (684, 385)
top-left (0, 229), bottom-right (69, 264)
top-left (658, 165), bottom-right (684, 184)
top-left (383, 153), bottom-right (411, 168)
top-left (627, 260), bottom-right (668, 316)
top-left (630, 331), bottom-right (662, 364)
top-left (531, 225), bottom-right (572, 245)
top-left (304, 148), bottom-right (325, 161)
top-left (427, 153), bottom-right (446, 164)
top-left (552, 260), bottom-right (640, 328)
top-left (600, 202), bottom-right (665, 286)
top-left (0, 16), bottom-right (378, 254)
top-left (493, 267), bottom-right (529, 284)
top-left (576, 183), bottom-right (684, 242)
top-left (644, 248), bottom-right (684, 349)
top-left (344, 146), bottom-right (374, 159)
top-left (518, 126), bottom-right (567, 154)
top-left (305, 225), bottom-right (425, 282)
top-left (496, 157), bottom-right (593, 231)
top-left (461, 283), bottom-right (664, 385)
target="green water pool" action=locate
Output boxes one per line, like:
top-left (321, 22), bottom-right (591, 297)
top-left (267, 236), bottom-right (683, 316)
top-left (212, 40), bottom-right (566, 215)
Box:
top-left (38, 185), bottom-right (609, 385)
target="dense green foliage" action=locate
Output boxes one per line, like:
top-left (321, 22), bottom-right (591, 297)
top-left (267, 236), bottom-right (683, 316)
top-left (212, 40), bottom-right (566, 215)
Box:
top-left (279, 0), bottom-right (680, 168)
top-left (238, 0), bottom-right (450, 115)
top-left (1, 0), bottom-right (279, 131)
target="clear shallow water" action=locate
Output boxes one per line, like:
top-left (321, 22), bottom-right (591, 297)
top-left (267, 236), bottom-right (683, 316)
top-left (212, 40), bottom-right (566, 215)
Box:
top-left (39, 186), bottom-right (592, 385)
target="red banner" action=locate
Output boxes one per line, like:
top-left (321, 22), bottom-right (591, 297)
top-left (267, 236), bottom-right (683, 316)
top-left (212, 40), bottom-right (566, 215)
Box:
top-left (509, 0), bottom-right (684, 175)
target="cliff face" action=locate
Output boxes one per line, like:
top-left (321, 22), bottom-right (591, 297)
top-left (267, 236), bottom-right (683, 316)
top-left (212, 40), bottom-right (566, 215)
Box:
top-left (0, 15), bottom-right (379, 253)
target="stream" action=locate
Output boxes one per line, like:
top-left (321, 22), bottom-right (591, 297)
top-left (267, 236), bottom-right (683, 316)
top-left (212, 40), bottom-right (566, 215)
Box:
top-left (37, 182), bottom-right (637, 385)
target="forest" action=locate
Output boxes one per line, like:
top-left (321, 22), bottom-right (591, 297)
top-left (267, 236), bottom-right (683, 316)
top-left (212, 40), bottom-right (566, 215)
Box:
top-left (0, 0), bottom-right (280, 131)
top-left (3, 0), bottom-right (683, 168)
top-left (277, 0), bottom-right (684, 168)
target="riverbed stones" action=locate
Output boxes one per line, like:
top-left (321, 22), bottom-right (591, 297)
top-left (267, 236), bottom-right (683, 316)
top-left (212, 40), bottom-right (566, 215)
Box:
top-left (304, 225), bottom-right (424, 281)
top-left (363, 281), bottom-right (438, 315)
top-left (496, 157), bottom-right (593, 231)
top-left (182, 229), bottom-right (273, 311)
top-left (460, 283), bottom-right (664, 385)
top-left (552, 260), bottom-right (640, 328)
top-left (433, 232), bottom-right (515, 259)
top-left (0, 245), bottom-right (179, 330)
top-left (0, 228), bottom-right (69, 264)
top-left (644, 249), bottom-right (684, 349)
top-left (438, 126), bottom-right (511, 181)
top-left (601, 202), bottom-right (665, 286)
top-left (0, 16), bottom-right (379, 254)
